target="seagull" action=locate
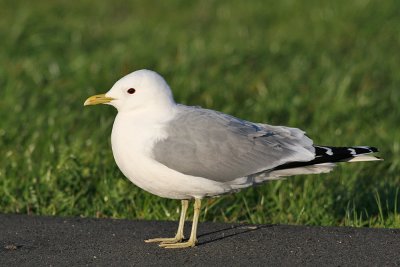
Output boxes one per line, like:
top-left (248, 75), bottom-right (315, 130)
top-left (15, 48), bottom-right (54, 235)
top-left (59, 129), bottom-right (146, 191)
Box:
top-left (84, 69), bottom-right (381, 248)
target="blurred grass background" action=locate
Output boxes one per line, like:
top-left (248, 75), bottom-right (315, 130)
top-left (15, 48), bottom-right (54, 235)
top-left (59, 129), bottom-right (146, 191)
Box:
top-left (0, 0), bottom-right (399, 228)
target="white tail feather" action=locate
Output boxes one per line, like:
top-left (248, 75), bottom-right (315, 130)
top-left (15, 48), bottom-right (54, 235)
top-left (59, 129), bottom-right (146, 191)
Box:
top-left (346, 155), bottom-right (382, 162)
top-left (253, 163), bottom-right (336, 182)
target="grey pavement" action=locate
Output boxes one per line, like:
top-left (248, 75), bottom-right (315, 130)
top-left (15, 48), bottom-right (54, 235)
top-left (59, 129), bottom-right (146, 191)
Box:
top-left (1, 214), bottom-right (399, 266)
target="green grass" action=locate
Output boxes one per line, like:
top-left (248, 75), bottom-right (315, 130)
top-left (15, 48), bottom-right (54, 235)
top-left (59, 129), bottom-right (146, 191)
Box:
top-left (0, 0), bottom-right (399, 228)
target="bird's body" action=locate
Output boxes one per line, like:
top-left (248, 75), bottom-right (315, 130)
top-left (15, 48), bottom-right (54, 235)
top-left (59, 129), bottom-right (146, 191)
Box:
top-left (111, 101), bottom-right (377, 200)
top-left (84, 69), bottom-right (381, 248)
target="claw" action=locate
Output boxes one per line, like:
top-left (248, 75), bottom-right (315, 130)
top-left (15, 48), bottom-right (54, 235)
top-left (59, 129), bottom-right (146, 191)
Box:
top-left (159, 239), bottom-right (197, 249)
top-left (145, 237), bottom-right (183, 244)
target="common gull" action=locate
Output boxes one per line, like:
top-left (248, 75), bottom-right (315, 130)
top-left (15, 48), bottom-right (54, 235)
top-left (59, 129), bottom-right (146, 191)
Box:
top-left (84, 69), bottom-right (380, 248)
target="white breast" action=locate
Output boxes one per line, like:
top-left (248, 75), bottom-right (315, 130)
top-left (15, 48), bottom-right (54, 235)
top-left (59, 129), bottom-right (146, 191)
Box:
top-left (110, 111), bottom-right (230, 199)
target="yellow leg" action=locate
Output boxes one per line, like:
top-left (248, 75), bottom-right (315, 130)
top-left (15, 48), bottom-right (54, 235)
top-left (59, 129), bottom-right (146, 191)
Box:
top-left (145, 200), bottom-right (189, 244)
top-left (160, 198), bottom-right (201, 249)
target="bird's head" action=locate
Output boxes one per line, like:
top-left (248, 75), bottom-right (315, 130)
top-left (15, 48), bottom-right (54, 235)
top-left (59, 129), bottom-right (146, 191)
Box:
top-left (84, 69), bottom-right (175, 112)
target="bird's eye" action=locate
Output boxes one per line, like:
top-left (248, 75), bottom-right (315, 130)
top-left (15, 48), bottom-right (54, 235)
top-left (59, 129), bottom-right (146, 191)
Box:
top-left (127, 88), bottom-right (136, 94)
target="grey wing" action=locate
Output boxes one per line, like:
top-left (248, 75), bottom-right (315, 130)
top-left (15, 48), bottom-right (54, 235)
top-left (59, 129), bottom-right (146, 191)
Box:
top-left (152, 105), bottom-right (315, 182)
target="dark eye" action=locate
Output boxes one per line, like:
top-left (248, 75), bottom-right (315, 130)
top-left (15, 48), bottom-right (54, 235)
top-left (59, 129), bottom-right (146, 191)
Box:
top-left (127, 88), bottom-right (136, 94)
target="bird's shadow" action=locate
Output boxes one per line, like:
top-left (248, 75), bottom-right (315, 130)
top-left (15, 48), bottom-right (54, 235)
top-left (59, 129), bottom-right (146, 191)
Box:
top-left (195, 224), bottom-right (273, 246)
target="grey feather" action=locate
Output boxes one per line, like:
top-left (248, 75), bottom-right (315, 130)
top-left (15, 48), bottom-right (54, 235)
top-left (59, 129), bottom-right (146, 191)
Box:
top-left (152, 105), bottom-right (315, 182)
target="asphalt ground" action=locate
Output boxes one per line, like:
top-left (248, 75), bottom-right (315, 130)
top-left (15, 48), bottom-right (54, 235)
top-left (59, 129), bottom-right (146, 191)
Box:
top-left (1, 214), bottom-right (399, 266)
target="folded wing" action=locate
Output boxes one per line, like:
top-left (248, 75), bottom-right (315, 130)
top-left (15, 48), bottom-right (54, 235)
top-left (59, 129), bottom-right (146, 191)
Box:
top-left (152, 105), bottom-right (315, 182)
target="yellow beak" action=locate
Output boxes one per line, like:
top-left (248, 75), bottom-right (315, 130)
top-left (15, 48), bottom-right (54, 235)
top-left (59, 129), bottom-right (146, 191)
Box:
top-left (84, 94), bottom-right (115, 106)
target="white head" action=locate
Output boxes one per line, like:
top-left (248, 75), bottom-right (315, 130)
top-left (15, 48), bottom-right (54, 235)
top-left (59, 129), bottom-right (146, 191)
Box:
top-left (84, 69), bottom-right (175, 113)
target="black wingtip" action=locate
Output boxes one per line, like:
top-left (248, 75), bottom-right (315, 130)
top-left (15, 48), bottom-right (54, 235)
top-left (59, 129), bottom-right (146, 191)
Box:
top-left (273, 145), bottom-right (380, 171)
top-left (369, 147), bottom-right (379, 153)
